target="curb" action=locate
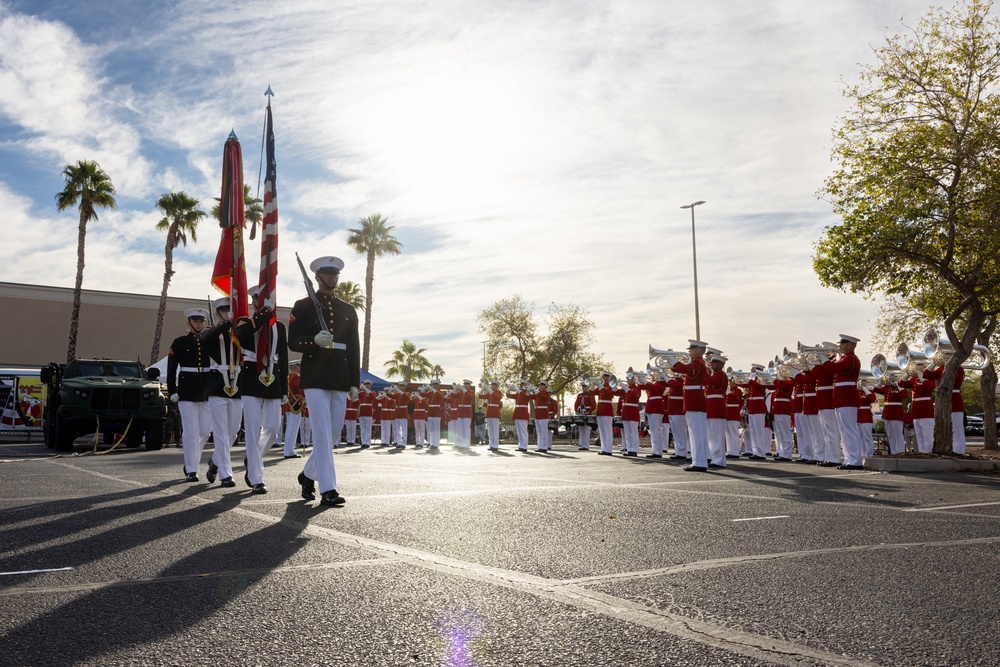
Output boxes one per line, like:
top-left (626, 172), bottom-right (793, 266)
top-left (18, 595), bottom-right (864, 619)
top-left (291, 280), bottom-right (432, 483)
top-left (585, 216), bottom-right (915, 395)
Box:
top-left (864, 457), bottom-right (1000, 473)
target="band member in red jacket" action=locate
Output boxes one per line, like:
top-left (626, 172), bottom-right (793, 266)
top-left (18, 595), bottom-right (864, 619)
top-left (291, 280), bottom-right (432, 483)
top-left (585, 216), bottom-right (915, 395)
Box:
top-left (479, 381), bottom-right (504, 452)
top-left (899, 370), bottom-right (936, 453)
top-left (771, 376), bottom-right (795, 461)
top-left (574, 381), bottom-right (597, 451)
top-left (412, 389), bottom-right (428, 448)
top-left (725, 381), bottom-right (744, 458)
top-left (922, 365), bottom-right (966, 454)
top-left (455, 380), bottom-right (475, 449)
top-left (665, 374), bottom-right (687, 459)
top-left (619, 373), bottom-right (643, 457)
top-left (425, 379), bottom-right (444, 449)
top-left (393, 386), bottom-right (411, 449)
top-left (705, 355), bottom-right (729, 468)
top-left (380, 390), bottom-right (396, 446)
top-left (507, 380), bottom-right (532, 452)
top-left (639, 372), bottom-right (668, 458)
top-left (830, 334), bottom-right (863, 469)
top-left (811, 356), bottom-right (840, 466)
top-left (738, 366), bottom-right (769, 460)
top-left (672, 340), bottom-right (710, 472)
top-left (344, 395), bottom-right (359, 447)
top-left (857, 386), bottom-right (878, 459)
top-left (873, 382), bottom-right (906, 455)
top-left (596, 372), bottom-right (625, 456)
top-left (357, 379), bottom-right (375, 448)
top-left (794, 372), bottom-right (819, 463)
top-left (532, 380), bottom-right (553, 452)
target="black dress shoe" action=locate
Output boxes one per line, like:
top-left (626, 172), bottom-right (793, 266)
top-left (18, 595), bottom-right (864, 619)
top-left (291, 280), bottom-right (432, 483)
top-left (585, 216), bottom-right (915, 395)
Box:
top-left (837, 464), bottom-right (863, 470)
top-left (645, 454), bottom-right (662, 459)
top-left (708, 462), bottom-right (725, 469)
top-left (669, 455), bottom-right (686, 460)
top-left (284, 453), bottom-right (302, 459)
top-left (725, 454), bottom-right (741, 459)
top-left (219, 477), bottom-right (236, 488)
top-left (794, 458), bottom-right (812, 464)
top-left (747, 455), bottom-right (766, 460)
top-left (597, 451), bottom-right (612, 456)
top-left (320, 490), bottom-right (346, 506)
top-left (741, 452), bottom-right (753, 457)
top-left (360, 444), bottom-right (370, 449)
top-left (818, 462), bottom-right (838, 467)
top-left (683, 465), bottom-right (708, 472)
top-left (251, 483), bottom-right (267, 494)
top-left (298, 472), bottom-right (316, 501)
top-left (206, 458), bottom-right (218, 483)
top-left (623, 451), bottom-right (638, 457)
top-left (774, 457), bottom-right (793, 462)
top-left (185, 472), bottom-right (199, 482)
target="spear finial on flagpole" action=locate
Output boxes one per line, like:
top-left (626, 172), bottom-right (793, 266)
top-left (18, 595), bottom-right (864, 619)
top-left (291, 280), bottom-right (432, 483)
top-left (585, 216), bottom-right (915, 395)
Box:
top-left (229, 129), bottom-right (237, 139)
top-left (265, 85), bottom-right (274, 98)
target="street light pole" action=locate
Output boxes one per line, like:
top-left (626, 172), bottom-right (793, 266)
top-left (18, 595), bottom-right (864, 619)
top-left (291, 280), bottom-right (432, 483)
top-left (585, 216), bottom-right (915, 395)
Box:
top-left (679, 201), bottom-right (706, 341)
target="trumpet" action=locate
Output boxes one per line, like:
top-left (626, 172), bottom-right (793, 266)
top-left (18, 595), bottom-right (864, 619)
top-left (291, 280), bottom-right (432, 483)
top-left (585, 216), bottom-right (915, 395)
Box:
top-left (923, 328), bottom-right (993, 370)
top-left (649, 344), bottom-right (690, 369)
top-left (751, 365), bottom-right (776, 386)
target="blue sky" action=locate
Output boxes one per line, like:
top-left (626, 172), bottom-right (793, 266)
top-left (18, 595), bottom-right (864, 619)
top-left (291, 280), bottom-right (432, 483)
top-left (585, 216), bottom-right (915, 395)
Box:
top-left (0, 0), bottom-right (942, 380)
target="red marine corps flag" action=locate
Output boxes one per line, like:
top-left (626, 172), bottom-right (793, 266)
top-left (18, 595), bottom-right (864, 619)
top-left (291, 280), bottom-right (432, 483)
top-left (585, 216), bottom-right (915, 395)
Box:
top-left (211, 131), bottom-right (249, 394)
top-left (254, 88), bottom-right (279, 385)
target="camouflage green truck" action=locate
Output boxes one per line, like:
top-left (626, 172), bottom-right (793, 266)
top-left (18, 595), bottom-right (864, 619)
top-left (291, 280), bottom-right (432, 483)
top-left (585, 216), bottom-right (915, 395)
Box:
top-left (40, 359), bottom-right (166, 452)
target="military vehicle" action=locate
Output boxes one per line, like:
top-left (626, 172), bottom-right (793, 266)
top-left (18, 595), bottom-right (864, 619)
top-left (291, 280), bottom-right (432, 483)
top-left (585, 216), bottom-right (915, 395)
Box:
top-left (39, 359), bottom-right (166, 452)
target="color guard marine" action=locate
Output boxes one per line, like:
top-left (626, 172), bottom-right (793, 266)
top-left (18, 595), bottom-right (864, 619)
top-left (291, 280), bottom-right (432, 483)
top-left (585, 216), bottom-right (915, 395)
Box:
top-left (167, 308), bottom-right (213, 482)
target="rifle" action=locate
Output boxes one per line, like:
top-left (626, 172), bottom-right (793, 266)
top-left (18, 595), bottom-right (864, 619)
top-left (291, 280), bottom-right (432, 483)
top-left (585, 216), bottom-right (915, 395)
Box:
top-left (206, 295), bottom-right (216, 327)
top-left (295, 252), bottom-right (332, 344)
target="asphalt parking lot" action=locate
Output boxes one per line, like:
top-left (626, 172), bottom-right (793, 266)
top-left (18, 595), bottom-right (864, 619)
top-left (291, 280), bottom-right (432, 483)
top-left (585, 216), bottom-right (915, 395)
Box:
top-left (1, 436), bottom-right (999, 667)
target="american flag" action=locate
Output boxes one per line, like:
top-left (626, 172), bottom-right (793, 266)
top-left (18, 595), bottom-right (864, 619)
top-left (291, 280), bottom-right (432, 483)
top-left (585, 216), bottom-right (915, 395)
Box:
top-left (255, 97), bottom-right (279, 378)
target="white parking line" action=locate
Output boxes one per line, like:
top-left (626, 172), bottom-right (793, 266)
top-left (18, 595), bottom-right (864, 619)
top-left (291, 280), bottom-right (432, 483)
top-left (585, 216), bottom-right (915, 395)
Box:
top-left (0, 567), bottom-right (73, 576)
top-left (903, 501), bottom-right (1000, 512)
top-left (731, 515), bottom-right (790, 522)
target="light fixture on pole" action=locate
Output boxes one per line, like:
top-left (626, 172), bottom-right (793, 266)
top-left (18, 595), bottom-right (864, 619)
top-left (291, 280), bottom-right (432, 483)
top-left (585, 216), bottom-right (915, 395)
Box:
top-left (679, 200), bottom-right (706, 341)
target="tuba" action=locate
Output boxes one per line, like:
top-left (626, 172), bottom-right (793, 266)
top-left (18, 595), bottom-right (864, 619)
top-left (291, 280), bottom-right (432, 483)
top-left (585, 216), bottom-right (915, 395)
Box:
top-left (895, 342), bottom-right (932, 378)
top-left (923, 328), bottom-right (993, 371)
top-left (649, 344), bottom-right (691, 369)
top-left (871, 353), bottom-right (906, 385)
top-left (857, 369), bottom-right (879, 390)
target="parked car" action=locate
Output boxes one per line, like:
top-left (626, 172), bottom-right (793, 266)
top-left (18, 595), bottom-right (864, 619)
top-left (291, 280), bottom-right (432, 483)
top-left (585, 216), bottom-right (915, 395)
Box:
top-left (970, 412), bottom-right (1000, 431)
top-left (965, 415), bottom-right (984, 436)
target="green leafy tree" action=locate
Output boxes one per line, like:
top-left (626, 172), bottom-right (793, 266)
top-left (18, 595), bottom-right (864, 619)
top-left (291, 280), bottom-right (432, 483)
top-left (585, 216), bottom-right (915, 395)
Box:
top-left (347, 213), bottom-right (402, 370)
top-left (478, 294), bottom-right (606, 396)
top-left (816, 0), bottom-right (1000, 453)
top-left (430, 364), bottom-right (445, 381)
top-left (384, 339), bottom-right (433, 383)
top-left (55, 160), bottom-right (117, 362)
top-left (334, 280), bottom-right (366, 312)
top-left (150, 192), bottom-right (206, 364)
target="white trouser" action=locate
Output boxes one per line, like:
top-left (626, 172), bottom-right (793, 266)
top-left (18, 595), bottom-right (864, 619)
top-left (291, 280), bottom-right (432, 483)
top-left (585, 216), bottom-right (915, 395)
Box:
top-left (622, 420), bottom-right (639, 453)
top-left (773, 414), bottom-right (793, 459)
top-left (647, 413), bottom-right (664, 455)
top-left (415, 419), bottom-right (427, 446)
top-left (578, 423), bottom-right (592, 449)
top-left (242, 396), bottom-right (281, 486)
top-left (884, 419), bottom-right (905, 455)
top-left (858, 422), bottom-right (874, 459)
top-left (486, 417), bottom-right (500, 449)
top-left (448, 420), bottom-right (458, 444)
top-left (914, 417), bottom-right (934, 453)
top-left (707, 418), bottom-right (726, 466)
top-left (661, 420), bottom-right (672, 454)
top-left (725, 420), bottom-right (741, 456)
top-left (380, 419), bottom-right (393, 444)
top-left (458, 417), bottom-right (472, 448)
top-left (818, 409), bottom-right (841, 463)
top-left (952, 412), bottom-right (966, 454)
top-left (345, 419), bottom-right (357, 445)
top-left (395, 417), bottom-right (408, 447)
top-left (427, 416), bottom-right (441, 447)
top-left (747, 413), bottom-right (766, 457)
top-left (208, 396), bottom-right (241, 479)
top-left (535, 419), bottom-right (550, 449)
top-left (597, 415), bottom-right (615, 453)
top-left (359, 415), bottom-right (373, 445)
top-left (284, 411), bottom-right (302, 455)
top-left (300, 417), bottom-right (311, 446)
top-left (796, 413), bottom-right (813, 460)
top-left (671, 414), bottom-right (689, 456)
top-left (686, 411), bottom-right (708, 468)
top-left (836, 406), bottom-right (861, 466)
top-left (179, 400), bottom-right (212, 474)
top-left (514, 419), bottom-right (529, 450)
top-left (302, 388), bottom-right (345, 494)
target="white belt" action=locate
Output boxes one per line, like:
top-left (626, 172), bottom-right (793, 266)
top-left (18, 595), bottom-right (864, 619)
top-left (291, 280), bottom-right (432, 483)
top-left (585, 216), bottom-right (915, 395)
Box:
top-left (179, 366), bottom-right (208, 373)
top-left (804, 392), bottom-right (815, 397)
top-left (516, 404), bottom-right (527, 408)
top-left (953, 390), bottom-right (961, 393)
top-left (684, 385), bottom-right (703, 390)
top-left (599, 400), bottom-right (612, 403)
top-left (749, 396), bottom-right (765, 401)
top-left (706, 394), bottom-right (723, 399)
top-left (773, 398), bottom-right (790, 402)
top-left (669, 396), bottom-right (683, 400)
top-left (913, 397), bottom-right (931, 401)
top-left (834, 382), bottom-right (855, 387)
top-left (817, 387), bottom-right (832, 391)
top-left (625, 402), bottom-right (639, 407)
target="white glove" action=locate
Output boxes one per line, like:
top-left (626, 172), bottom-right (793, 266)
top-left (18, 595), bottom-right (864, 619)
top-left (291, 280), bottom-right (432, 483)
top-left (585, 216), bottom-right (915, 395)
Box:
top-left (348, 386), bottom-right (359, 401)
top-left (314, 330), bottom-right (334, 348)
top-left (170, 393), bottom-right (179, 403)
top-left (281, 395), bottom-right (289, 405)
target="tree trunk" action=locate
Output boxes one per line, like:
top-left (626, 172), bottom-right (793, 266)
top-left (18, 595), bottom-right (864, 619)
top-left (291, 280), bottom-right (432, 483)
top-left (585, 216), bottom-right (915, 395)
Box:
top-left (150, 228), bottom-right (177, 365)
top-left (980, 318), bottom-right (998, 451)
top-left (67, 211), bottom-right (88, 363)
top-left (932, 310), bottom-right (987, 454)
top-left (362, 250), bottom-right (375, 371)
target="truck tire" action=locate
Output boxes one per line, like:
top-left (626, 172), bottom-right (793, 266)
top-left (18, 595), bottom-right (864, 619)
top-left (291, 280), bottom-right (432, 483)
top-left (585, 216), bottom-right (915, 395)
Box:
top-left (54, 419), bottom-right (75, 453)
top-left (125, 427), bottom-right (143, 448)
top-left (144, 422), bottom-right (164, 451)
top-left (43, 408), bottom-right (56, 449)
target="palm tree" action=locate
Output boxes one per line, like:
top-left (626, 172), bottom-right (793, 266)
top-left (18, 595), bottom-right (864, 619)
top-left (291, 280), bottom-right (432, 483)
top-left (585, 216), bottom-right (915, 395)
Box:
top-left (431, 364), bottom-right (445, 381)
top-left (150, 192), bottom-right (206, 364)
top-left (55, 160), bottom-right (117, 362)
top-left (210, 184), bottom-right (262, 229)
top-left (334, 280), bottom-right (366, 312)
top-left (346, 213), bottom-right (402, 370)
top-left (384, 339), bottom-right (433, 383)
